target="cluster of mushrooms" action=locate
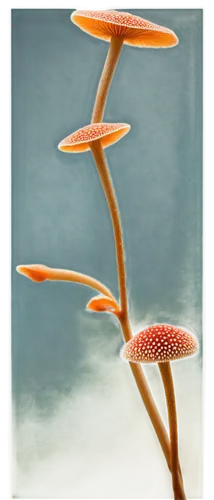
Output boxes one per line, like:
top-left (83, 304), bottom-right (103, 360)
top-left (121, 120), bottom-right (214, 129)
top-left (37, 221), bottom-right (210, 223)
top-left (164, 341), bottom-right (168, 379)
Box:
top-left (17, 10), bottom-right (199, 500)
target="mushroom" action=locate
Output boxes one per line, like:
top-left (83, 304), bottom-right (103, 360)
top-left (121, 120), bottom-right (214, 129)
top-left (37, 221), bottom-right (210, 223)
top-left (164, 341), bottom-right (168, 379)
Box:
top-left (121, 324), bottom-right (199, 500)
top-left (58, 122), bottom-right (130, 316)
top-left (16, 264), bottom-right (117, 302)
top-left (71, 10), bottom-right (178, 122)
top-left (58, 124), bottom-right (172, 469)
top-left (86, 295), bottom-right (121, 316)
top-left (16, 264), bottom-right (49, 283)
top-left (58, 122), bottom-right (130, 153)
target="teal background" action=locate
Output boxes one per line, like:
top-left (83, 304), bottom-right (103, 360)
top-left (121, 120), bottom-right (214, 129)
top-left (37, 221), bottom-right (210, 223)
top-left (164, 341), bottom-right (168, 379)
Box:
top-left (12, 9), bottom-right (202, 499)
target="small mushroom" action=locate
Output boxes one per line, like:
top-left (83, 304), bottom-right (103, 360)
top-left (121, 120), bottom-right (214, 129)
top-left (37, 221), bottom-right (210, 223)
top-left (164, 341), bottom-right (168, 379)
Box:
top-left (16, 264), bottom-right (49, 282)
top-left (58, 122), bottom-right (130, 153)
top-left (86, 295), bottom-right (120, 315)
top-left (121, 324), bottom-right (198, 500)
top-left (58, 122), bottom-right (130, 315)
top-left (71, 10), bottom-right (178, 122)
top-left (16, 264), bottom-right (117, 302)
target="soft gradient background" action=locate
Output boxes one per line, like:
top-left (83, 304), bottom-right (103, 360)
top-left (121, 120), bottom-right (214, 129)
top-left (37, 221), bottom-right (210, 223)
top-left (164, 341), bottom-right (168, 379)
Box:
top-left (12, 8), bottom-right (202, 499)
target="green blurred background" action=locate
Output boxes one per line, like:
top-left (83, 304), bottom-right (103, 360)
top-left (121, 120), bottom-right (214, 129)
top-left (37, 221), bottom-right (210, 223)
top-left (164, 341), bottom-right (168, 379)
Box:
top-left (12, 9), bottom-right (202, 498)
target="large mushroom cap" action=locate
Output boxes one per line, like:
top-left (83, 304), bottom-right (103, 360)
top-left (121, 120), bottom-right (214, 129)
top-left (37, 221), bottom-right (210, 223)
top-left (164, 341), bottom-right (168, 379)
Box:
top-left (71, 10), bottom-right (178, 48)
top-left (58, 123), bottom-right (130, 153)
top-left (121, 324), bottom-right (199, 364)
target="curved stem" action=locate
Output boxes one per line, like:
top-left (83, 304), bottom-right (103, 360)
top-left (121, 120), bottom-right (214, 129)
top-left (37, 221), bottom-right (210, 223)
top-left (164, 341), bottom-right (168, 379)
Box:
top-left (90, 140), bottom-right (172, 470)
top-left (119, 312), bottom-right (171, 470)
top-left (158, 362), bottom-right (186, 500)
top-left (91, 37), bottom-right (124, 123)
top-left (17, 264), bottom-right (117, 303)
top-left (46, 267), bottom-right (117, 301)
top-left (89, 29), bottom-right (179, 488)
top-left (90, 140), bottom-right (128, 314)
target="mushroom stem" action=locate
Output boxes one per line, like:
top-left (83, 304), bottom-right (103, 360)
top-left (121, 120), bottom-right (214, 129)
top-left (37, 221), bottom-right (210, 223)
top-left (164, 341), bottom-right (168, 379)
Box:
top-left (90, 139), bottom-right (128, 315)
top-left (119, 312), bottom-right (171, 470)
top-left (90, 139), bottom-right (172, 470)
top-left (17, 265), bottom-right (117, 302)
top-left (47, 268), bottom-right (116, 300)
top-left (158, 362), bottom-right (186, 500)
top-left (91, 36), bottom-right (124, 123)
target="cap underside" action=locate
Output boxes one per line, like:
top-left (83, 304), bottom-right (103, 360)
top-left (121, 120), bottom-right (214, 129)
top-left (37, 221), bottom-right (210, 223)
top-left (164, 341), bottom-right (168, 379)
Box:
top-left (58, 125), bottom-right (130, 153)
top-left (72, 12), bottom-right (178, 48)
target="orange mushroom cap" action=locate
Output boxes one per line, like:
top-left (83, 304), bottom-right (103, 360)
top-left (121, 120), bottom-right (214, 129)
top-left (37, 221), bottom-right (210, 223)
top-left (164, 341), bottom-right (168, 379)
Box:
top-left (86, 295), bottom-right (120, 315)
top-left (16, 264), bottom-right (49, 283)
top-left (121, 324), bottom-right (199, 364)
top-left (71, 10), bottom-right (178, 48)
top-left (58, 123), bottom-right (130, 153)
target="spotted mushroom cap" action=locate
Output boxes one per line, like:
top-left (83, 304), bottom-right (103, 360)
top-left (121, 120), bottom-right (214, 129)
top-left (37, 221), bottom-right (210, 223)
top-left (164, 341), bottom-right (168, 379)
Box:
top-left (121, 324), bottom-right (199, 364)
top-left (71, 10), bottom-right (178, 48)
top-left (58, 123), bottom-right (130, 153)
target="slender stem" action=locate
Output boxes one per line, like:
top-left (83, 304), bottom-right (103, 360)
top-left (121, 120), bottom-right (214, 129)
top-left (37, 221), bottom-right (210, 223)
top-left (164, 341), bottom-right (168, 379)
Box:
top-left (16, 264), bottom-right (117, 303)
top-left (90, 140), bottom-right (128, 314)
top-left (90, 139), bottom-right (172, 470)
top-left (119, 312), bottom-right (171, 470)
top-left (158, 362), bottom-right (186, 500)
top-left (46, 267), bottom-right (117, 302)
top-left (89, 28), bottom-right (178, 490)
top-left (91, 37), bottom-right (124, 123)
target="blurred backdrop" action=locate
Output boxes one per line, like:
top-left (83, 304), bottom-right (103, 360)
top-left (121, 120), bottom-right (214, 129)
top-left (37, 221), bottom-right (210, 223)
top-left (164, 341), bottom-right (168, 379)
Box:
top-left (12, 9), bottom-right (202, 498)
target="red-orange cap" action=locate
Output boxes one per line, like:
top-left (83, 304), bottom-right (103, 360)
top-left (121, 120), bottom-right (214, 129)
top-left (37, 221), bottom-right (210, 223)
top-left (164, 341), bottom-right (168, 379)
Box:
top-left (121, 324), bottom-right (199, 364)
top-left (71, 10), bottom-right (178, 48)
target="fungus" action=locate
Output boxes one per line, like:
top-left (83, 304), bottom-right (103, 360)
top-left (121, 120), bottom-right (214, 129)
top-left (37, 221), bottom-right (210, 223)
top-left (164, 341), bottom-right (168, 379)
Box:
top-left (58, 122), bottom-right (130, 314)
top-left (58, 122), bottom-right (130, 153)
top-left (122, 324), bottom-right (198, 364)
top-left (16, 264), bottom-right (49, 283)
top-left (71, 10), bottom-right (178, 122)
top-left (58, 124), bottom-right (172, 469)
top-left (16, 264), bottom-right (117, 301)
top-left (86, 295), bottom-right (120, 315)
top-left (121, 324), bottom-right (198, 499)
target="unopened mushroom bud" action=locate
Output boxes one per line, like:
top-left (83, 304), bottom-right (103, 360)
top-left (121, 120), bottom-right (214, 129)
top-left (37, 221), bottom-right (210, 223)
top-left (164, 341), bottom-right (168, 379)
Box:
top-left (16, 264), bottom-right (117, 302)
top-left (121, 324), bottom-right (198, 500)
top-left (16, 264), bottom-right (49, 282)
top-left (86, 295), bottom-right (120, 315)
